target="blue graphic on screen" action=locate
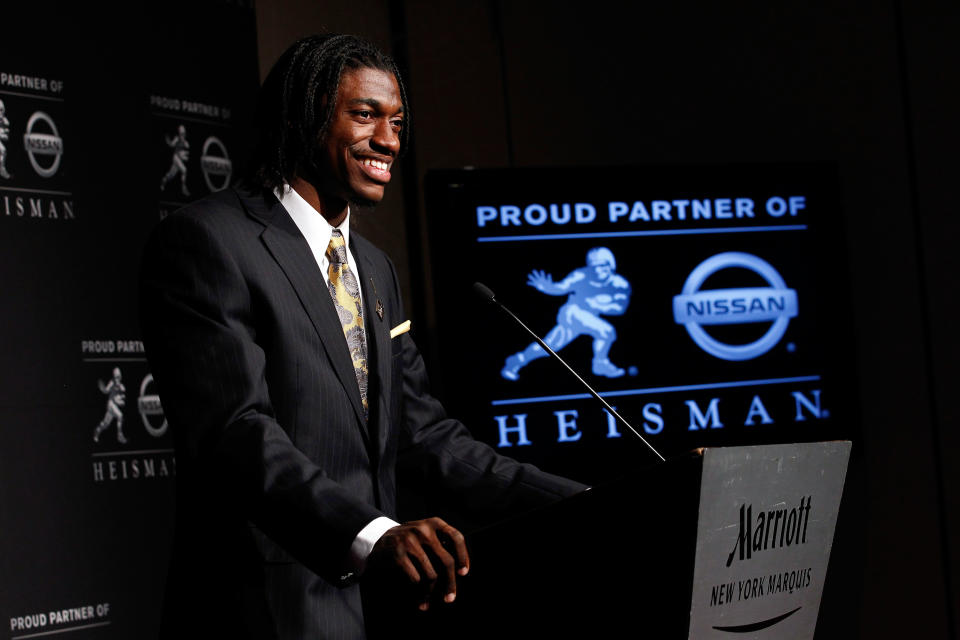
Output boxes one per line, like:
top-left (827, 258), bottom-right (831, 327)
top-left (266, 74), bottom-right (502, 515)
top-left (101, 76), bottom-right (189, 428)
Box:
top-left (502, 247), bottom-right (632, 380)
top-left (673, 252), bottom-right (798, 361)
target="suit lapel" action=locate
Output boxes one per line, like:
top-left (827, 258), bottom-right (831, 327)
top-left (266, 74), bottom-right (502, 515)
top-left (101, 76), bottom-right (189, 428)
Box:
top-left (353, 241), bottom-right (393, 460)
top-left (241, 190), bottom-right (370, 437)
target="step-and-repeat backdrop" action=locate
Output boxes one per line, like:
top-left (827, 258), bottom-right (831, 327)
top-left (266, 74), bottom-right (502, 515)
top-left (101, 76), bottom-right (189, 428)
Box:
top-left (0, 2), bottom-right (257, 638)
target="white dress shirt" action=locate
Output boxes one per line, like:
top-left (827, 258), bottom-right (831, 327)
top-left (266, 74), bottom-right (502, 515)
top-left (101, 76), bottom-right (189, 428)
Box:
top-left (275, 184), bottom-right (399, 574)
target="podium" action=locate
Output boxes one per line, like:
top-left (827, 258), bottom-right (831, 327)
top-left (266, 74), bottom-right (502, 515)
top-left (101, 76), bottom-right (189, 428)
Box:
top-left (368, 441), bottom-right (850, 639)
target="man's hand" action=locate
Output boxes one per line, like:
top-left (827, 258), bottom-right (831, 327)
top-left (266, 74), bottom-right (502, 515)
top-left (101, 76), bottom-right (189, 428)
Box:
top-left (369, 517), bottom-right (469, 611)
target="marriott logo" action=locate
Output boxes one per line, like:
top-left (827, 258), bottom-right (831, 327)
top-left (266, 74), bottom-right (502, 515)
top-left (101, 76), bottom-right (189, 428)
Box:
top-left (726, 496), bottom-right (812, 567)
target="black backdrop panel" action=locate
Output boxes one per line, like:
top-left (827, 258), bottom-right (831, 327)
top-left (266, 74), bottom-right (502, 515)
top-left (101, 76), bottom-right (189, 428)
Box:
top-left (0, 2), bottom-right (258, 638)
top-left (425, 165), bottom-right (859, 486)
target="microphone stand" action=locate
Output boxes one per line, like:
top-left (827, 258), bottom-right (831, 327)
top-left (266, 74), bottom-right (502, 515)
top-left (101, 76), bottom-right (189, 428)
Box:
top-left (474, 282), bottom-right (665, 463)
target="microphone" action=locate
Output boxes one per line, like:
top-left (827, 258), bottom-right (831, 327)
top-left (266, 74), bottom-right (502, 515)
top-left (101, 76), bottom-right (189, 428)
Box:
top-left (474, 282), bottom-right (665, 463)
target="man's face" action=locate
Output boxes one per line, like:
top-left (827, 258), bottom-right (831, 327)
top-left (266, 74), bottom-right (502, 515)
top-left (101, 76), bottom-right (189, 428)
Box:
top-left (317, 67), bottom-right (403, 206)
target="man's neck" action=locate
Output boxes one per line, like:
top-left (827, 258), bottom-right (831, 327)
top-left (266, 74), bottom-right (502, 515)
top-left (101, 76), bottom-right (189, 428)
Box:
top-left (289, 176), bottom-right (348, 227)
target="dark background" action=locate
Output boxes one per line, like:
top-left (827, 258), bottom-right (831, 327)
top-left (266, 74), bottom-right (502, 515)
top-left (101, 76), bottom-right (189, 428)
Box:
top-left (0, 1), bottom-right (955, 638)
top-left (0, 1), bottom-right (258, 638)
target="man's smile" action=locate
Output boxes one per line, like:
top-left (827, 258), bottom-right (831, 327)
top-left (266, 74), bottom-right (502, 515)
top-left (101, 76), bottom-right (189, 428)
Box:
top-left (356, 155), bottom-right (392, 183)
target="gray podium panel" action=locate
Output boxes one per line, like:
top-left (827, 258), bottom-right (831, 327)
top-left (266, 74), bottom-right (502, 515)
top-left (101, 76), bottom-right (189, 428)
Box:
top-left (688, 441), bottom-right (851, 639)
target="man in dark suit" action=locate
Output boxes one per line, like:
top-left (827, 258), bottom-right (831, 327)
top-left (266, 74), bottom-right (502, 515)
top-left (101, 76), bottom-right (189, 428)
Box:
top-left (140, 34), bottom-right (586, 639)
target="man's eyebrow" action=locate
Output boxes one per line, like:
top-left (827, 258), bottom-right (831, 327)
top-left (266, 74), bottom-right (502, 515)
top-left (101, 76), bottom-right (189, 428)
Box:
top-left (347, 97), bottom-right (404, 114)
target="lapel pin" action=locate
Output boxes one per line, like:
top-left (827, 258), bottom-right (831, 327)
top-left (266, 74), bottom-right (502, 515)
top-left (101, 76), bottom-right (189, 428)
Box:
top-left (369, 277), bottom-right (384, 320)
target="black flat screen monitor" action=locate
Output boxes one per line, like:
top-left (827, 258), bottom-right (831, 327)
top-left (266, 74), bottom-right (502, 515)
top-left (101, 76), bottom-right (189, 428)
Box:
top-left (424, 164), bottom-right (857, 485)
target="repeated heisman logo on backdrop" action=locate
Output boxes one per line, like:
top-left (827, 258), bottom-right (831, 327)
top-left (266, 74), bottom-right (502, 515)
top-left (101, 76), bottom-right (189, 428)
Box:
top-left (0, 99), bottom-right (12, 179)
top-left (84, 339), bottom-right (176, 483)
top-left (93, 368), bottom-right (128, 444)
top-left (502, 247), bottom-right (633, 381)
top-left (23, 110), bottom-right (64, 178)
top-left (160, 124), bottom-right (191, 196)
top-left (200, 135), bottom-right (232, 192)
top-left (159, 125), bottom-right (232, 197)
top-left (673, 252), bottom-right (798, 361)
top-left (92, 367), bottom-right (167, 444)
top-left (0, 101), bottom-right (65, 181)
top-left (0, 73), bottom-right (75, 221)
top-left (138, 374), bottom-right (168, 437)
top-left (151, 95), bottom-right (235, 219)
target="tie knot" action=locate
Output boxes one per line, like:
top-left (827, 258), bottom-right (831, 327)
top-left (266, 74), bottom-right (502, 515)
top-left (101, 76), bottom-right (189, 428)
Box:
top-left (326, 229), bottom-right (348, 265)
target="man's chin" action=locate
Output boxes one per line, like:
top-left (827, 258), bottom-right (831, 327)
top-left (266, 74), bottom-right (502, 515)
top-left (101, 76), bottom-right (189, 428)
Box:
top-left (347, 187), bottom-right (385, 209)
top-left (347, 195), bottom-right (380, 209)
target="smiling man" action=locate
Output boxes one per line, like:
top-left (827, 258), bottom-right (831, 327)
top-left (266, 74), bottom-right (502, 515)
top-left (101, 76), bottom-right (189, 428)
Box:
top-left (139, 34), bottom-right (585, 640)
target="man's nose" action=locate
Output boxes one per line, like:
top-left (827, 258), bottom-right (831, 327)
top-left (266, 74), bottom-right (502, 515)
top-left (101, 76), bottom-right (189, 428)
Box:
top-left (371, 119), bottom-right (400, 155)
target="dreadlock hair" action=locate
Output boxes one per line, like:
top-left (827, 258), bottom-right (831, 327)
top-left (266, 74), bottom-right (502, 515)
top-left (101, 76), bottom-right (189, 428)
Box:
top-left (247, 34), bottom-right (410, 191)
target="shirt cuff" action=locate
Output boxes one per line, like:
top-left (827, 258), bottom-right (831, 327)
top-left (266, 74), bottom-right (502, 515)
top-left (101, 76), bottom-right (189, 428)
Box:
top-left (348, 516), bottom-right (400, 575)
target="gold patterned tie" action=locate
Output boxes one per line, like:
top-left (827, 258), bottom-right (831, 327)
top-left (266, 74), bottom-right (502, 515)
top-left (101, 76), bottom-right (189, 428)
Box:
top-left (326, 229), bottom-right (368, 417)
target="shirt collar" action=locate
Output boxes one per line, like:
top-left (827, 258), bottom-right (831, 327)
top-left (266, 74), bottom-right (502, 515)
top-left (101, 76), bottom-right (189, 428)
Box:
top-left (275, 183), bottom-right (351, 250)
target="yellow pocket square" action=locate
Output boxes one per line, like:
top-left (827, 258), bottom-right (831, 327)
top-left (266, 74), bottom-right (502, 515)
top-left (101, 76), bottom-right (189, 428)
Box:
top-left (389, 320), bottom-right (411, 339)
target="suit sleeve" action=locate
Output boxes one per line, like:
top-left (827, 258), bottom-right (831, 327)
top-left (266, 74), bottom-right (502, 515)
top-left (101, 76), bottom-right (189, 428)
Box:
top-left (385, 261), bottom-right (588, 518)
top-left (140, 212), bottom-right (383, 583)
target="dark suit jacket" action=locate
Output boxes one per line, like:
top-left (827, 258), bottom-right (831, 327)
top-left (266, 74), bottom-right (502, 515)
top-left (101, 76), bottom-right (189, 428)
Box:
top-left (139, 187), bottom-right (585, 640)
